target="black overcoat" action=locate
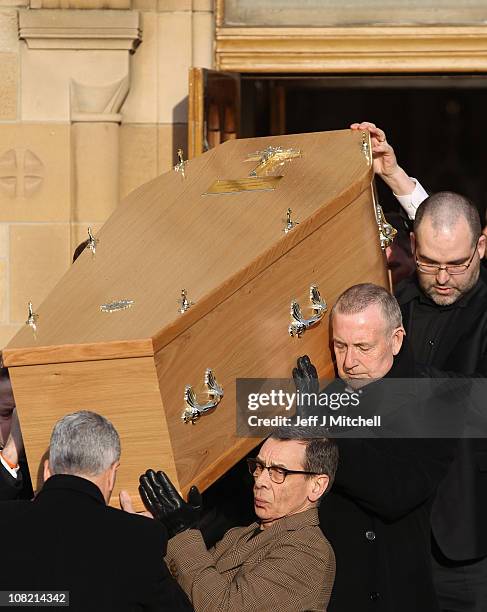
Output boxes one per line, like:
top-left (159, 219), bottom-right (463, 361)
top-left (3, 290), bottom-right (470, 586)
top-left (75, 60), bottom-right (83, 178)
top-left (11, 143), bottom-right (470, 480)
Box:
top-left (396, 271), bottom-right (487, 560)
top-left (0, 474), bottom-right (194, 612)
top-left (319, 347), bottom-right (456, 612)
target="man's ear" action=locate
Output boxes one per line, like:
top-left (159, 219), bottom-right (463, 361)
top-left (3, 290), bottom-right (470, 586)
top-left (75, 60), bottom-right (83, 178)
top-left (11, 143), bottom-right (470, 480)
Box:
top-left (108, 461), bottom-right (120, 493)
top-left (392, 327), bottom-right (405, 355)
top-left (43, 459), bottom-right (52, 483)
top-left (478, 234), bottom-right (486, 259)
top-left (309, 474), bottom-right (330, 503)
top-left (410, 232), bottom-right (416, 254)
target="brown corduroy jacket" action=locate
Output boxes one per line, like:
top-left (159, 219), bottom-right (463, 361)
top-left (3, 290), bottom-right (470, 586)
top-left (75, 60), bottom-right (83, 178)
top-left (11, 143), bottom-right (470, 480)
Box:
top-left (166, 507), bottom-right (335, 612)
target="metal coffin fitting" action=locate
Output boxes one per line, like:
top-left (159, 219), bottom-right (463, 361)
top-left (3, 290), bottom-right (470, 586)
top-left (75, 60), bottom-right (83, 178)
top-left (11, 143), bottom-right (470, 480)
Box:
top-left (182, 368), bottom-right (224, 424)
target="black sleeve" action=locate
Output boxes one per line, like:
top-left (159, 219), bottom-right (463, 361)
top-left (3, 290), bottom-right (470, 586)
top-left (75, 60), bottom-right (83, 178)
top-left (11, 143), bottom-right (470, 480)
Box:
top-left (0, 462), bottom-right (22, 501)
top-left (333, 437), bottom-right (456, 522)
top-left (138, 519), bottom-right (195, 612)
top-left (145, 564), bottom-right (194, 612)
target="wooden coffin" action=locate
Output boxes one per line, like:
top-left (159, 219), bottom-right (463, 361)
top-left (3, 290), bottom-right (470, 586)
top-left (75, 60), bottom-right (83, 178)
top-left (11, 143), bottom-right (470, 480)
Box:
top-left (3, 129), bottom-right (388, 509)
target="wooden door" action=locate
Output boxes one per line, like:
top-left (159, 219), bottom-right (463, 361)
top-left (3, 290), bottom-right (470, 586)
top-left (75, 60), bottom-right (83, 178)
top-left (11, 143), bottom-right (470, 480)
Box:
top-left (188, 68), bottom-right (241, 158)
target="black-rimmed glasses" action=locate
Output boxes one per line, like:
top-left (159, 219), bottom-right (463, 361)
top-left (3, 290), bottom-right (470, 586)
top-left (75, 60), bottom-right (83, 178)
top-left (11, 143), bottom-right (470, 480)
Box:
top-left (247, 457), bottom-right (319, 484)
top-left (415, 246), bottom-right (478, 275)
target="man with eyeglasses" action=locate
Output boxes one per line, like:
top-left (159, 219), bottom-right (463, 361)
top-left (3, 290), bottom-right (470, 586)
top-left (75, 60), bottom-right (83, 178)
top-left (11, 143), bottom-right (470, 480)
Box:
top-left (138, 428), bottom-right (338, 612)
top-left (403, 192), bottom-right (487, 370)
top-left (352, 121), bottom-right (487, 612)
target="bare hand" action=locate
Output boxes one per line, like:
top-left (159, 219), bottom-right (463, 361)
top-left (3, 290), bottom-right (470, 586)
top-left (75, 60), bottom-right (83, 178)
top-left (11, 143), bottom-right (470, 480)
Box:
top-left (119, 489), bottom-right (153, 518)
top-left (350, 121), bottom-right (399, 177)
top-left (350, 122), bottom-right (416, 195)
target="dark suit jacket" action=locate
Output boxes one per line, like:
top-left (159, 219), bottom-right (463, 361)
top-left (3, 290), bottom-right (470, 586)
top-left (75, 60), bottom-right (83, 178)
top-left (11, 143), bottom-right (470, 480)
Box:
top-left (396, 272), bottom-right (487, 560)
top-left (396, 269), bottom-right (487, 376)
top-left (0, 462), bottom-right (22, 501)
top-left (166, 508), bottom-right (335, 612)
top-left (319, 345), bottom-right (456, 612)
top-left (0, 474), bottom-right (193, 612)
top-left (0, 458), bottom-right (33, 501)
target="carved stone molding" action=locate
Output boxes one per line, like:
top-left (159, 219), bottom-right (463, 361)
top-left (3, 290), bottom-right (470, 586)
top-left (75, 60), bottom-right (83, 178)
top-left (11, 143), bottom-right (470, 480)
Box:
top-left (215, 25), bottom-right (487, 73)
top-left (19, 10), bottom-right (141, 51)
top-left (0, 1), bottom-right (28, 7)
top-left (70, 76), bottom-right (129, 122)
top-left (30, 1), bottom-right (130, 7)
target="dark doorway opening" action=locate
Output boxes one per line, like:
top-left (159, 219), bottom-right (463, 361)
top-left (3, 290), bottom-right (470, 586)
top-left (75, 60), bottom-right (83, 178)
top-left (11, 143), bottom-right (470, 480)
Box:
top-left (241, 74), bottom-right (487, 222)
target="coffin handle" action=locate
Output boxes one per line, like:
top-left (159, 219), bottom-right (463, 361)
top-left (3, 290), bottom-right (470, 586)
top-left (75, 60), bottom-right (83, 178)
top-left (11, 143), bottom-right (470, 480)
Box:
top-left (288, 285), bottom-right (327, 338)
top-left (181, 368), bottom-right (224, 424)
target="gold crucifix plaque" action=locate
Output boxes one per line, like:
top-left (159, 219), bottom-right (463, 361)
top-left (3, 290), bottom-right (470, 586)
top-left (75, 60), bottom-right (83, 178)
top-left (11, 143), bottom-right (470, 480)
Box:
top-left (246, 146), bottom-right (302, 177)
top-left (203, 144), bottom-right (301, 196)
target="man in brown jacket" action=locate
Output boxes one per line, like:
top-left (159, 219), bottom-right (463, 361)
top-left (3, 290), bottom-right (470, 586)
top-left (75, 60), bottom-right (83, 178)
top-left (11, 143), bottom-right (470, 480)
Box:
top-left (139, 428), bottom-right (338, 612)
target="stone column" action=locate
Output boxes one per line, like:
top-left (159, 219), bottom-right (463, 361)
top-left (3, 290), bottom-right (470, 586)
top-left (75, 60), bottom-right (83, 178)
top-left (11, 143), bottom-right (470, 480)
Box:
top-left (71, 76), bottom-right (130, 232)
top-left (120, 1), bottom-right (215, 199)
top-left (0, 8), bottom-right (141, 348)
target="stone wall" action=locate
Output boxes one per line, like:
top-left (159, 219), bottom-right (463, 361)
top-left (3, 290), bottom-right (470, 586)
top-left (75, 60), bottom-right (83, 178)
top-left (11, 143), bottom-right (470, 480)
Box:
top-left (0, 0), bottom-right (214, 349)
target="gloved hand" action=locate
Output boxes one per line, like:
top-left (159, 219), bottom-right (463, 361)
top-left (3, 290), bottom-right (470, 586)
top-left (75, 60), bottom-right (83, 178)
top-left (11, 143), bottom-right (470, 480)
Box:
top-left (292, 355), bottom-right (319, 396)
top-left (139, 469), bottom-right (202, 539)
top-left (292, 355), bottom-right (320, 417)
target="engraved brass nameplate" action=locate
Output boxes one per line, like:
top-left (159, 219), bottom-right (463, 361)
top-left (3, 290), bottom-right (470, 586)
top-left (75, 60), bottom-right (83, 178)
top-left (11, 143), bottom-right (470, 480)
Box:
top-left (204, 176), bottom-right (282, 195)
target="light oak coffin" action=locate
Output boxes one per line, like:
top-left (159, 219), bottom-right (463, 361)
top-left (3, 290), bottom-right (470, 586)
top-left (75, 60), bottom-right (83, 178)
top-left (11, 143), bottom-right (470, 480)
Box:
top-left (3, 129), bottom-right (388, 509)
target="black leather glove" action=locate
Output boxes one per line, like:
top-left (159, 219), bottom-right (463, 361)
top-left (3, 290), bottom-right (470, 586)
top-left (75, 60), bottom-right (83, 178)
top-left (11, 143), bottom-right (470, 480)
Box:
top-left (292, 355), bottom-right (319, 395)
top-left (292, 355), bottom-right (320, 417)
top-left (139, 469), bottom-right (202, 539)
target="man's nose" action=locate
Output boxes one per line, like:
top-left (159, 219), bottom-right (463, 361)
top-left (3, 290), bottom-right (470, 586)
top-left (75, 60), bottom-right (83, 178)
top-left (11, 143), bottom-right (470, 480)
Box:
top-left (254, 468), bottom-right (271, 488)
top-left (344, 347), bottom-right (357, 370)
top-left (436, 267), bottom-right (450, 284)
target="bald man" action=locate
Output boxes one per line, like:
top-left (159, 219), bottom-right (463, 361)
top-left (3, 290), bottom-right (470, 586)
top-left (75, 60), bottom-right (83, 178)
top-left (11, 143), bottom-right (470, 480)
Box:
top-left (353, 122), bottom-right (487, 612)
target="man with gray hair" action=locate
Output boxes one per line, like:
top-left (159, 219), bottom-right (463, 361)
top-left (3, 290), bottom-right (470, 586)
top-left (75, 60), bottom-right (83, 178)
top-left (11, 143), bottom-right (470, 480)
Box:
top-left (329, 282), bottom-right (405, 388)
top-left (138, 427), bottom-right (338, 611)
top-left (294, 283), bottom-right (457, 612)
top-left (0, 410), bottom-right (193, 612)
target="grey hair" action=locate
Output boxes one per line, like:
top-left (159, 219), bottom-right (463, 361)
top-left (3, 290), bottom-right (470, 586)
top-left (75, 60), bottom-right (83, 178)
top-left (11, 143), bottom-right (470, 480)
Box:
top-left (414, 191), bottom-right (481, 248)
top-left (49, 411), bottom-right (121, 477)
top-left (270, 427), bottom-right (339, 498)
top-left (331, 283), bottom-right (402, 334)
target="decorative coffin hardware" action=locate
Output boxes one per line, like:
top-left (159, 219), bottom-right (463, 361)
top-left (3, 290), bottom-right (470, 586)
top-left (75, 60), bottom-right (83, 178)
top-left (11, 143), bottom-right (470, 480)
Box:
top-left (204, 144), bottom-right (300, 195)
top-left (246, 146), bottom-right (302, 177)
top-left (177, 289), bottom-right (194, 314)
top-left (4, 129), bottom-right (388, 510)
top-left (25, 301), bottom-right (39, 333)
top-left (283, 208), bottom-right (299, 234)
top-left (87, 226), bottom-right (99, 257)
top-left (361, 131), bottom-right (372, 166)
top-left (289, 285), bottom-right (328, 338)
top-left (375, 202), bottom-right (398, 250)
top-left (174, 148), bottom-right (187, 178)
top-left (182, 368), bottom-right (224, 425)
top-left (100, 299), bottom-right (135, 313)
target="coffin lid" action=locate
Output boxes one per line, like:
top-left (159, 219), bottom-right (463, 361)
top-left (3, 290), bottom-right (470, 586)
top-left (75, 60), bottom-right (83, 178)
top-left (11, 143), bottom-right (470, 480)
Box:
top-left (4, 129), bottom-right (373, 367)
